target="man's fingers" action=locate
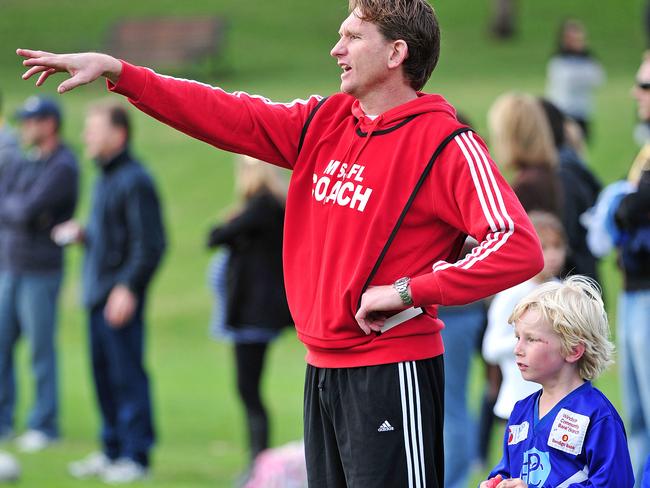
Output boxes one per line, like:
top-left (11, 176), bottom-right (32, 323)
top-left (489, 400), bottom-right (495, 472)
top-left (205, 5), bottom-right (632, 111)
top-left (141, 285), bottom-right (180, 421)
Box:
top-left (22, 65), bottom-right (51, 80)
top-left (355, 309), bottom-right (371, 335)
top-left (357, 318), bottom-right (371, 335)
top-left (17, 48), bottom-right (55, 59)
top-left (23, 55), bottom-right (70, 71)
top-left (57, 73), bottom-right (95, 93)
top-left (368, 322), bottom-right (384, 332)
top-left (58, 76), bottom-right (86, 94)
top-left (36, 68), bottom-right (57, 87)
top-left (356, 310), bottom-right (386, 334)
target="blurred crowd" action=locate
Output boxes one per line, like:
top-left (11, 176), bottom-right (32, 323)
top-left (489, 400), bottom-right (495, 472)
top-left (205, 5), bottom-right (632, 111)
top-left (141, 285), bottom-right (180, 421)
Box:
top-left (0, 11), bottom-right (649, 488)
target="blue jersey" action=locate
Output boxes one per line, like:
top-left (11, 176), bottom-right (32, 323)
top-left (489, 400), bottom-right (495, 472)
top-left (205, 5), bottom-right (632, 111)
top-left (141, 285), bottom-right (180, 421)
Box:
top-left (487, 382), bottom-right (634, 487)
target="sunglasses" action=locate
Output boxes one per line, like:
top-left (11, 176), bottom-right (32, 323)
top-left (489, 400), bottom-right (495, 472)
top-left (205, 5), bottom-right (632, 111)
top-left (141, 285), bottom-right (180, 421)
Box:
top-left (638, 81), bottom-right (650, 90)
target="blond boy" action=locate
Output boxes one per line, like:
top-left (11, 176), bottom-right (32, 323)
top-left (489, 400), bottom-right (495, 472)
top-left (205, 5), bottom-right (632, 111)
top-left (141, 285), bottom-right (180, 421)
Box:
top-left (481, 276), bottom-right (634, 487)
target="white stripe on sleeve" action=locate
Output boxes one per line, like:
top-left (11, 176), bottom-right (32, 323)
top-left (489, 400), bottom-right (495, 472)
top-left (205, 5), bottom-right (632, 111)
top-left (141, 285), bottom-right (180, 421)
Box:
top-left (431, 133), bottom-right (514, 273)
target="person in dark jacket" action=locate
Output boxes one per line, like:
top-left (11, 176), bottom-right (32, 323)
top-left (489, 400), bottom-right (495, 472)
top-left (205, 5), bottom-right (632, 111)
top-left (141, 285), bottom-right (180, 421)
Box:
top-left (0, 90), bottom-right (21, 172)
top-left (0, 96), bottom-right (78, 452)
top-left (207, 155), bottom-right (291, 484)
top-left (52, 100), bottom-right (165, 484)
top-left (539, 98), bottom-right (602, 281)
top-left (584, 54), bottom-right (650, 486)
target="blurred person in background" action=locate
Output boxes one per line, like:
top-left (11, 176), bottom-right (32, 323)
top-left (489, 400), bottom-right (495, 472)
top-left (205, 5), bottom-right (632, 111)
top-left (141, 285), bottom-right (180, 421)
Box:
top-left (0, 90), bottom-right (22, 171)
top-left (636, 52), bottom-right (650, 147)
top-left (438, 236), bottom-right (488, 488)
top-left (52, 100), bottom-right (166, 484)
top-left (206, 155), bottom-right (292, 486)
top-left (18, 0), bottom-right (545, 484)
top-left (482, 211), bottom-right (566, 426)
top-left (583, 51), bottom-right (650, 487)
top-left (545, 19), bottom-right (605, 142)
top-left (490, 0), bottom-right (517, 39)
top-left (539, 98), bottom-right (602, 281)
top-left (488, 92), bottom-right (563, 217)
top-left (0, 95), bottom-right (78, 452)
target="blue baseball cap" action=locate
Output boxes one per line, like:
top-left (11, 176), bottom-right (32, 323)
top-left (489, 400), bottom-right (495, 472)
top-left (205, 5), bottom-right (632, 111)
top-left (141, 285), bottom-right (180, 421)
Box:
top-left (15, 96), bottom-right (61, 122)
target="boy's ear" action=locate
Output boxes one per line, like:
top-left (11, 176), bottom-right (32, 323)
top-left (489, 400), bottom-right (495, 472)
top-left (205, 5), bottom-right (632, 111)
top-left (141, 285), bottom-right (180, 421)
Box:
top-left (566, 343), bottom-right (585, 364)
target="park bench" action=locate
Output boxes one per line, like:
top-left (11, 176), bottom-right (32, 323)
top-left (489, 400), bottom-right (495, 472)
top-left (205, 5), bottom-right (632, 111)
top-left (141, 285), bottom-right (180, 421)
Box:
top-left (106, 17), bottom-right (227, 72)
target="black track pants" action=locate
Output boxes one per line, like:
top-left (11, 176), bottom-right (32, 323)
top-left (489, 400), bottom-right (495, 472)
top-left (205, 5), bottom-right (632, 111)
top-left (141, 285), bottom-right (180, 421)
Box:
top-left (304, 356), bottom-right (445, 488)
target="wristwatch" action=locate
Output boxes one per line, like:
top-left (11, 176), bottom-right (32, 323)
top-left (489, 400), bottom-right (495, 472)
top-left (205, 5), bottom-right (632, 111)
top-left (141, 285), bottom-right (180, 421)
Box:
top-left (393, 277), bottom-right (413, 306)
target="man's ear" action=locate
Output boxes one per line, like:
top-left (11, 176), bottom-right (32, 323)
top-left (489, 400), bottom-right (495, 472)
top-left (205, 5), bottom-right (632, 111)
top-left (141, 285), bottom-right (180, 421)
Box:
top-left (566, 343), bottom-right (585, 364)
top-left (388, 39), bottom-right (409, 69)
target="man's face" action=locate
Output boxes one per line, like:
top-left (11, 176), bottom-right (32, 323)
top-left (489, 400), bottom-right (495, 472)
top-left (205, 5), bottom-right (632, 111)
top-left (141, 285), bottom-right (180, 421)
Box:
top-left (19, 117), bottom-right (51, 148)
top-left (562, 26), bottom-right (585, 53)
top-left (330, 9), bottom-right (395, 102)
top-left (83, 111), bottom-right (123, 161)
top-left (634, 59), bottom-right (650, 122)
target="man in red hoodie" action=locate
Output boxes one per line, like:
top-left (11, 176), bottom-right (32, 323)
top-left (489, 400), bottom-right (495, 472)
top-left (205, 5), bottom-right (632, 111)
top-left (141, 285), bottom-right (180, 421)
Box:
top-left (18, 1), bottom-right (543, 486)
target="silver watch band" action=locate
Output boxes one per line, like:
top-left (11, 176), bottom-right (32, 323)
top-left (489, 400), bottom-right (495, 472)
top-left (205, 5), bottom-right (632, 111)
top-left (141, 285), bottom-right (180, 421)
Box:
top-left (393, 277), bottom-right (413, 306)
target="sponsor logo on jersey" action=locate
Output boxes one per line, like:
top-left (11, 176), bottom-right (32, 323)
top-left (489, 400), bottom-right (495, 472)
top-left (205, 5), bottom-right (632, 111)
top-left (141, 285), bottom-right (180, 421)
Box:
top-left (508, 421), bottom-right (529, 445)
top-left (547, 408), bottom-right (590, 455)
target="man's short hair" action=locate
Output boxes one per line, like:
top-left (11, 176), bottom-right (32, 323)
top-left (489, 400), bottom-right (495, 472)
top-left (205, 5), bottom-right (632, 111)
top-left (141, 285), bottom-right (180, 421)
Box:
top-left (88, 100), bottom-right (131, 143)
top-left (509, 275), bottom-right (614, 381)
top-left (349, 0), bottom-right (440, 91)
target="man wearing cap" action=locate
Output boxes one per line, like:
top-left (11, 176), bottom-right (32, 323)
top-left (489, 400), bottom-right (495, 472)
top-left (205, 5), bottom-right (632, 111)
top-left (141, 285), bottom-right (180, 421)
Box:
top-left (0, 95), bottom-right (78, 452)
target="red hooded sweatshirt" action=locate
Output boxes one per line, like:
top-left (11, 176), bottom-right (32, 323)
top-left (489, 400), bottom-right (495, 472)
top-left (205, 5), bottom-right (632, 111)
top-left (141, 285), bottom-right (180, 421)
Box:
top-left (109, 62), bottom-right (543, 368)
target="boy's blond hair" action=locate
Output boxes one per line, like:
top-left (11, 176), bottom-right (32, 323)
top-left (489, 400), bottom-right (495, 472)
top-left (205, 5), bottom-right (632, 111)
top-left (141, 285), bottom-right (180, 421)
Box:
top-left (508, 275), bottom-right (614, 381)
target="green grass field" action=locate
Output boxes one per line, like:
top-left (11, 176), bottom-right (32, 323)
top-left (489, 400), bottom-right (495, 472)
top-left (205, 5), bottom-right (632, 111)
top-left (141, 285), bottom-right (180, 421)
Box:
top-left (0, 0), bottom-right (645, 486)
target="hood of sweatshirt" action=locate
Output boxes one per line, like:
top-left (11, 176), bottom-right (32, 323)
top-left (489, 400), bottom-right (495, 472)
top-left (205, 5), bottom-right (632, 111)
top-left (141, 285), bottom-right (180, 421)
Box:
top-left (350, 93), bottom-right (458, 133)
top-left (338, 93), bottom-right (459, 166)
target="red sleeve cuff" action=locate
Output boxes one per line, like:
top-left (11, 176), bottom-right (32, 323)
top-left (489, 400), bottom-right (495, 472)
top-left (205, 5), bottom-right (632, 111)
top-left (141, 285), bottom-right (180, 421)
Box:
top-left (409, 273), bottom-right (443, 307)
top-left (106, 60), bottom-right (148, 102)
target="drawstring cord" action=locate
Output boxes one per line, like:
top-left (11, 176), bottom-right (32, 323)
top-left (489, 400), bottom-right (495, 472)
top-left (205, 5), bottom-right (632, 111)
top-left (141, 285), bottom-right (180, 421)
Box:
top-left (342, 114), bottom-right (383, 166)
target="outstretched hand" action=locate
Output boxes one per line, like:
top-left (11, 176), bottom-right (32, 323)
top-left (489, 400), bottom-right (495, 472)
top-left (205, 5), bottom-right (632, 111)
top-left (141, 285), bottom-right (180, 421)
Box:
top-left (17, 49), bottom-right (122, 94)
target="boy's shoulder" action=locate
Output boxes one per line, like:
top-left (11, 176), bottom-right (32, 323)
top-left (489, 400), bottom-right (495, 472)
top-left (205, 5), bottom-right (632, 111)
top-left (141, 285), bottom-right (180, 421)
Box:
top-left (509, 382), bottom-right (623, 427)
top-left (580, 384), bottom-right (626, 425)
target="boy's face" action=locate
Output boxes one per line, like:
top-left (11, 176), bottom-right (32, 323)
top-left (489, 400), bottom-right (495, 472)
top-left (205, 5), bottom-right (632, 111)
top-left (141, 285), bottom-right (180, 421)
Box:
top-left (513, 309), bottom-right (567, 385)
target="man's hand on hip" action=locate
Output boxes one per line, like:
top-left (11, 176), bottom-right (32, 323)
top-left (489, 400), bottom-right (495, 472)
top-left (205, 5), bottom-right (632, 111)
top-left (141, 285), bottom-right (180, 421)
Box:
top-left (355, 285), bottom-right (406, 335)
